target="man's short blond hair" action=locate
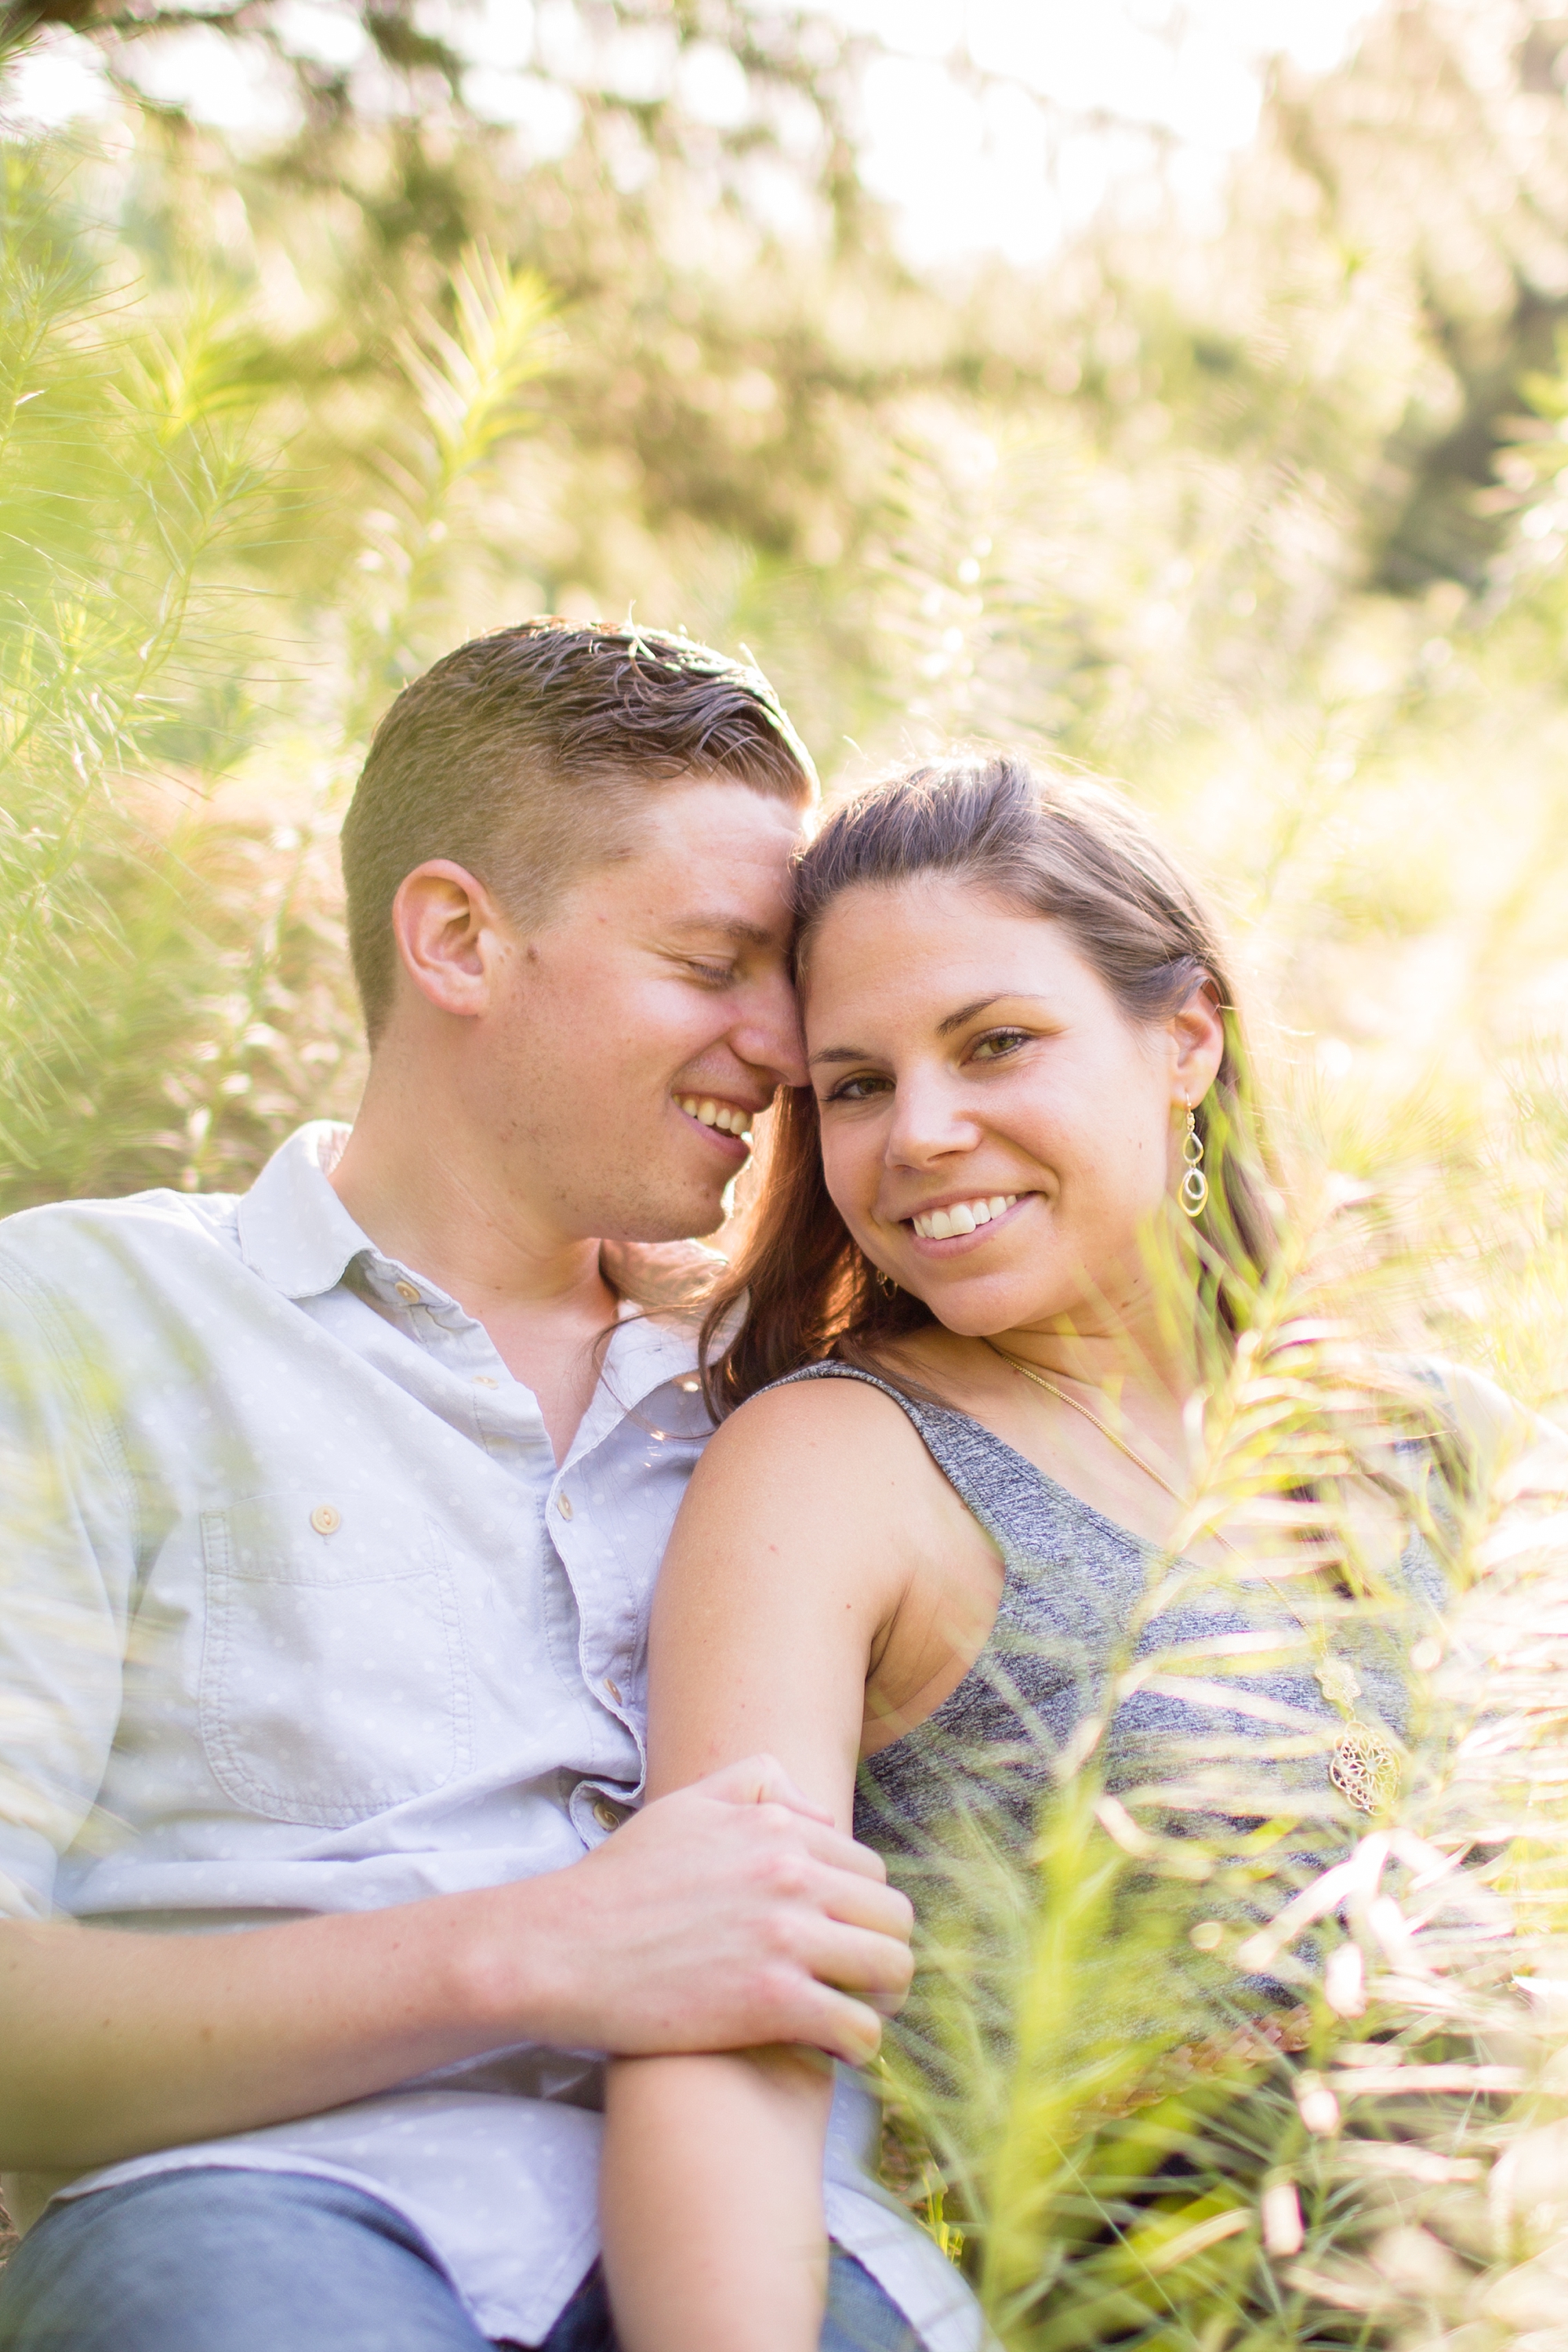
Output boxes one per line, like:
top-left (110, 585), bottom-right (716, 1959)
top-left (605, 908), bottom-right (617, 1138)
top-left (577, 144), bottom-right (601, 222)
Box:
top-left (341, 619), bottom-right (818, 1043)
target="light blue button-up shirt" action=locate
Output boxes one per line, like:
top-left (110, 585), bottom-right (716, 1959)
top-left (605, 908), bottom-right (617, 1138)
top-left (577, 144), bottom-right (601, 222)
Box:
top-left (0, 1125), bottom-right (979, 2350)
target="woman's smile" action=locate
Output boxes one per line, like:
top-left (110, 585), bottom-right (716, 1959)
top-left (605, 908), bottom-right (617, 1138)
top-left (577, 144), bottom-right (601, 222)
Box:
top-left (898, 1190), bottom-right (1029, 1247)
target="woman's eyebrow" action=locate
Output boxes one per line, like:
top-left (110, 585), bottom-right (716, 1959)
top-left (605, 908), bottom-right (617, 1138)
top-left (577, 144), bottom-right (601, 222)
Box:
top-left (935, 993), bottom-right (1005, 1036)
top-left (935, 992), bottom-right (1053, 1036)
top-left (811, 993), bottom-right (1054, 1067)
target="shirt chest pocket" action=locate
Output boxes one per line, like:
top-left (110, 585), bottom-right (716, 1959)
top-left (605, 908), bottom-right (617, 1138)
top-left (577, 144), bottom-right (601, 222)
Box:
top-left (198, 1486), bottom-right (472, 1828)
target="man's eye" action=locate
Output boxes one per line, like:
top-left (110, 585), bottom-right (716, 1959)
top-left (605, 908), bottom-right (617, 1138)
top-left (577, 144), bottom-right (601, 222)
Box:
top-left (971, 1028), bottom-right (1030, 1062)
top-left (688, 963), bottom-right (735, 986)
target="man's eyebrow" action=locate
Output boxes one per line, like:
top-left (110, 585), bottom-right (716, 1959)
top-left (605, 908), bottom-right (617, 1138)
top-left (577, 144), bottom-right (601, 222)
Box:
top-left (666, 913), bottom-right (778, 949)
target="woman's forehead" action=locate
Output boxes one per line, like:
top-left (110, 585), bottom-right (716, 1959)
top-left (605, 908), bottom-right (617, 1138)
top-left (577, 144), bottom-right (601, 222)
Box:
top-left (806, 877), bottom-right (1071, 970)
top-left (801, 880), bottom-right (1104, 1027)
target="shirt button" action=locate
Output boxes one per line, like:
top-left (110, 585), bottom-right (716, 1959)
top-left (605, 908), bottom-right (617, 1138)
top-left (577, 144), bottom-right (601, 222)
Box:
top-left (310, 1504), bottom-right (342, 1536)
top-left (557, 1493), bottom-right (573, 1519)
top-left (394, 1280), bottom-right (419, 1304)
top-left (602, 1677), bottom-right (622, 1703)
top-left (472, 1375), bottom-right (499, 1388)
top-left (593, 1800), bottom-right (622, 1832)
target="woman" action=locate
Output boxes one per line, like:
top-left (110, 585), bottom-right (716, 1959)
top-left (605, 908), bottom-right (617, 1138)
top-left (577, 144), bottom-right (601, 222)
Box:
top-left (597, 754), bottom-right (1516, 2352)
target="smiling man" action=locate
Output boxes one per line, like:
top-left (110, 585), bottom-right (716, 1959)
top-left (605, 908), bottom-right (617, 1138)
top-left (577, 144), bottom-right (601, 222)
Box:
top-left (0, 625), bottom-right (953, 2352)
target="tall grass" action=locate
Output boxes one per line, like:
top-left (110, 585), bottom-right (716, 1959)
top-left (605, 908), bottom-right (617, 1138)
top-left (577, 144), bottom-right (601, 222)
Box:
top-left (0, 139), bottom-right (559, 1210)
top-left (2, 47), bottom-right (1566, 2352)
top-left (877, 1208), bottom-right (1568, 2349)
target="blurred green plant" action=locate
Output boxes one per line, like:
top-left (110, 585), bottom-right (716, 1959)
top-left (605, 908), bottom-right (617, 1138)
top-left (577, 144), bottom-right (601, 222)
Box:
top-left (342, 243), bottom-right (560, 738)
top-left (3, 1), bottom-right (1568, 2337)
top-left (0, 155), bottom-right (560, 1207)
top-left (877, 1218), bottom-right (1568, 2350)
top-left (0, 149), bottom-right (277, 1195)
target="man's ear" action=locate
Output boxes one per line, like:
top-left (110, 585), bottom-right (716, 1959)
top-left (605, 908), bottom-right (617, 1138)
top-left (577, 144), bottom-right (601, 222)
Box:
top-left (390, 860), bottom-right (514, 1020)
top-left (1171, 977), bottom-right (1226, 1104)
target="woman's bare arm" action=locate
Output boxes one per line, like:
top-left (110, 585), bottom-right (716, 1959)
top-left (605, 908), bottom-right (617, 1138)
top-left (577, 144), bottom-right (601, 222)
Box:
top-left (604, 2049), bottom-right (838, 2352)
top-left (600, 1379), bottom-right (930, 2352)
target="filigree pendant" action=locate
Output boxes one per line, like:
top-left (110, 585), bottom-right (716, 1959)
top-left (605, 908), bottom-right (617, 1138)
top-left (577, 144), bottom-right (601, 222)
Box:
top-left (1330, 1724), bottom-right (1400, 1815)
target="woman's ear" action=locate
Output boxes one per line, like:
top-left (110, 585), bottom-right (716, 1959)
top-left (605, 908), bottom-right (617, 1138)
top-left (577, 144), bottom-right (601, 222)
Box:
top-left (1170, 977), bottom-right (1226, 1105)
top-left (390, 859), bottom-right (513, 1021)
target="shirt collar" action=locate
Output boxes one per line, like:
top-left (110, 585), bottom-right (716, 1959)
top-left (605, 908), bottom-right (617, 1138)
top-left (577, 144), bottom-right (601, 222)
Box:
top-left (235, 1122), bottom-right (369, 1301)
top-left (604, 1303), bottom-right (702, 1401)
top-left (568, 1308), bottom-right (706, 1469)
top-left (239, 1123), bottom-right (706, 1424)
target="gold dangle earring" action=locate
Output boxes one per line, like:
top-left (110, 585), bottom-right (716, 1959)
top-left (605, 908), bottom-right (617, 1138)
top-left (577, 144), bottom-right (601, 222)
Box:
top-left (1180, 1102), bottom-right (1209, 1218)
top-left (874, 1266), bottom-right (898, 1297)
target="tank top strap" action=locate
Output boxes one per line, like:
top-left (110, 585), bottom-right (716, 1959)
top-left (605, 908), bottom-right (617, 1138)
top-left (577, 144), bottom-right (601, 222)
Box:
top-left (765, 1359), bottom-right (1034, 1566)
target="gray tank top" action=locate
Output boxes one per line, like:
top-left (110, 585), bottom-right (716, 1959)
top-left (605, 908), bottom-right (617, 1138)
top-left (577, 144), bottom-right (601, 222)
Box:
top-left (770, 1362), bottom-right (1446, 1874)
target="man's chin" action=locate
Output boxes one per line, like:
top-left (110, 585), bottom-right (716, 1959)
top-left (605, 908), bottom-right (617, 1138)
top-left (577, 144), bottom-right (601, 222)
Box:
top-left (598, 1184), bottom-right (731, 1250)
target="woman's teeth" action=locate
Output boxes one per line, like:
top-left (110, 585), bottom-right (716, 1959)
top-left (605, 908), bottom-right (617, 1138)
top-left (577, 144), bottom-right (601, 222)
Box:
top-left (911, 1194), bottom-right (1018, 1241)
top-left (677, 1094), bottom-right (753, 1139)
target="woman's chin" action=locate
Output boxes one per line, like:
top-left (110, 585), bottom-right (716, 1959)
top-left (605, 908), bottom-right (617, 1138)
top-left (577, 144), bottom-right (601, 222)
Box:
top-left (916, 1279), bottom-right (1070, 1342)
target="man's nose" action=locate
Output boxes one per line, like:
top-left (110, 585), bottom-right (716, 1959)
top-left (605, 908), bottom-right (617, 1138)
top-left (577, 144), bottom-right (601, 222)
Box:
top-left (734, 974), bottom-right (808, 1091)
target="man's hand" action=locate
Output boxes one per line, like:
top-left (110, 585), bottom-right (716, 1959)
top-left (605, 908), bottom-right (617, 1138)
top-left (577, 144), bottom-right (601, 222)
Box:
top-left (511, 1756), bottom-right (913, 2065)
top-left (0, 1755), bottom-right (910, 2175)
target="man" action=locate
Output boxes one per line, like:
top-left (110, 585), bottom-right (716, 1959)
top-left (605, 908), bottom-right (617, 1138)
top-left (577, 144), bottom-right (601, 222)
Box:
top-left (0, 625), bottom-right (973, 2351)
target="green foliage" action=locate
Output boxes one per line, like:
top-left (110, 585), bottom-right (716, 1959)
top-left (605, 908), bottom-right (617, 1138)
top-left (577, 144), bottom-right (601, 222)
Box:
top-left (342, 241), bottom-right (561, 734)
top-left (4, 4), bottom-right (1568, 2341)
top-left (880, 1240), bottom-right (1568, 2351)
top-left (0, 146), bottom-right (562, 1204)
top-left (0, 149), bottom-right (278, 1192)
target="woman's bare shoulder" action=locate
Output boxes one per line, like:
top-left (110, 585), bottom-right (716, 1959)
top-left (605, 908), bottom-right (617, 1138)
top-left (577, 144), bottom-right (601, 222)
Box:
top-left (654, 1373), bottom-right (950, 1642)
top-left (691, 1367), bottom-right (949, 1499)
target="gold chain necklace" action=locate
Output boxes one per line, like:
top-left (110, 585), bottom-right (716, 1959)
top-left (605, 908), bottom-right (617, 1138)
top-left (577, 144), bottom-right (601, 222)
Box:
top-left (982, 1339), bottom-right (1400, 1814)
top-left (982, 1338), bottom-right (1229, 1537)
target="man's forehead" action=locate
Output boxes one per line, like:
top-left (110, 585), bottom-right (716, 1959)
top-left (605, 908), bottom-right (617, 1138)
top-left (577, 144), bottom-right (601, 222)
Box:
top-left (616, 779), bottom-right (802, 882)
top-left (635, 773), bottom-right (811, 842)
top-left (557, 774), bottom-right (805, 935)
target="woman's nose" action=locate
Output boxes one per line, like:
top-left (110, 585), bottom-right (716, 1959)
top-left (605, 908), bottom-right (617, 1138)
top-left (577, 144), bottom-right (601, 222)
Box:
top-left (884, 1072), bottom-right (979, 1167)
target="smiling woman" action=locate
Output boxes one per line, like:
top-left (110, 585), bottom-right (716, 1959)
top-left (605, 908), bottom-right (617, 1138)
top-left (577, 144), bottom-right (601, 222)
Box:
top-left (702, 753), bottom-right (1278, 1411)
top-left (597, 753), bottom-right (1534, 2352)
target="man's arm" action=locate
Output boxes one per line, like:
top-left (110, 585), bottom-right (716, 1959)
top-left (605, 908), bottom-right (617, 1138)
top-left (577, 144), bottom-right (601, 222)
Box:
top-left (0, 1753), bottom-right (908, 2172)
top-left (0, 1249), bottom-right (913, 2183)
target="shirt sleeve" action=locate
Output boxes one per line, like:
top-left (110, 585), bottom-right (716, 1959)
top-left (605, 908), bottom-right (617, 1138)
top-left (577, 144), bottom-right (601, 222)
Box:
top-left (0, 1254), bottom-right (136, 1921)
top-left (1439, 1361), bottom-right (1568, 1492)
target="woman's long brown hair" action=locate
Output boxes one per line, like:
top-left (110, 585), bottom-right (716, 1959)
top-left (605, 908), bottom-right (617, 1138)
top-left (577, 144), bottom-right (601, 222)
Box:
top-left (700, 753), bottom-right (1281, 1418)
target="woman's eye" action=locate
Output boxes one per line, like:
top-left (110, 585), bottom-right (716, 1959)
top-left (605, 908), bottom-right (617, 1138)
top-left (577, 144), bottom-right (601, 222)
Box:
top-left (971, 1028), bottom-right (1030, 1062)
top-left (688, 962), bottom-right (734, 987)
top-left (826, 1073), bottom-right (891, 1103)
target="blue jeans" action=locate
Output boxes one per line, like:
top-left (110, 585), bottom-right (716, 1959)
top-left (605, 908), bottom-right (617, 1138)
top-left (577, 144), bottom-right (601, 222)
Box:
top-left (0, 2168), bottom-right (920, 2351)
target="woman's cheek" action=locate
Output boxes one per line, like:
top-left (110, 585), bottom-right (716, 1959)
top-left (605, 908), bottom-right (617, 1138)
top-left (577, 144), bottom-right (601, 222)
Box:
top-left (819, 1131), bottom-right (869, 1229)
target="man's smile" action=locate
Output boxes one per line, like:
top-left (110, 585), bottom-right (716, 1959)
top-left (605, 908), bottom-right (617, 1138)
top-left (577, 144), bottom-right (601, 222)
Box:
top-left (674, 1093), bottom-right (757, 1154)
